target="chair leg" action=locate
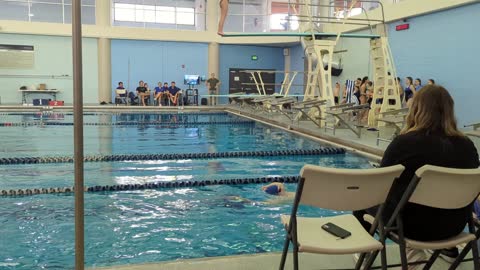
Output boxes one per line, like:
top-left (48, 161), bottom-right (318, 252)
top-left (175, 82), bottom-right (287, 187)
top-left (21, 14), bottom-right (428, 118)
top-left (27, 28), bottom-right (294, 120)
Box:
top-left (399, 242), bottom-right (408, 270)
top-left (293, 244), bottom-right (299, 270)
top-left (355, 252), bottom-right (368, 270)
top-left (381, 248), bottom-right (388, 270)
top-left (472, 239), bottom-right (480, 270)
top-left (363, 251), bottom-right (379, 270)
top-left (449, 243), bottom-right (472, 270)
top-left (279, 234), bottom-right (290, 270)
top-left (423, 250), bottom-right (440, 270)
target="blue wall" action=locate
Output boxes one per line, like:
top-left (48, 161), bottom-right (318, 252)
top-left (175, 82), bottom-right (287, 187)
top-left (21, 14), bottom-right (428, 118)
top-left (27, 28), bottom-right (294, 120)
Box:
top-left (388, 2), bottom-right (480, 126)
top-left (111, 40), bottom-right (209, 101)
top-left (219, 44), bottom-right (285, 104)
top-left (289, 44), bottom-right (305, 97)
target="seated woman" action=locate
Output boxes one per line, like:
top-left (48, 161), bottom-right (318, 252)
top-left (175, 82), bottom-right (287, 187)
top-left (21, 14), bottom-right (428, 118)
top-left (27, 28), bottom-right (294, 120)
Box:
top-left (354, 84), bottom-right (479, 265)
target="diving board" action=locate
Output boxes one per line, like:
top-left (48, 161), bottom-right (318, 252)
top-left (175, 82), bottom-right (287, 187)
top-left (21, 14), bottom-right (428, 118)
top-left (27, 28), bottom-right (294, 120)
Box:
top-left (222, 32), bottom-right (381, 39)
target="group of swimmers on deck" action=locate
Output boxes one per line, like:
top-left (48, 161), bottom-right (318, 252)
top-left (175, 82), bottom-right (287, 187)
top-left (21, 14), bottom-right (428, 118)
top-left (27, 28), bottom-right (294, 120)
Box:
top-left (331, 76), bottom-right (437, 126)
top-left (334, 76), bottom-right (436, 108)
top-left (116, 81), bottom-right (183, 107)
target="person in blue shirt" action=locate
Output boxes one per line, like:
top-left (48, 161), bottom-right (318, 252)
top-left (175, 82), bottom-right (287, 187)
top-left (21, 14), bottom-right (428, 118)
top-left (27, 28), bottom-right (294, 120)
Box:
top-left (116, 82), bottom-right (125, 90)
top-left (168, 81), bottom-right (182, 106)
top-left (404, 77), bottom-right (416, 107)
top-left (154, 82), bottom-right (167, 106)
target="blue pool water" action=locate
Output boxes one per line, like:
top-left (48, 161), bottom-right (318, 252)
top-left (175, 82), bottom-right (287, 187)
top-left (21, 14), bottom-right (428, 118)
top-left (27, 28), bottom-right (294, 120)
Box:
top-left (0, 112), bottom-right (372, 269)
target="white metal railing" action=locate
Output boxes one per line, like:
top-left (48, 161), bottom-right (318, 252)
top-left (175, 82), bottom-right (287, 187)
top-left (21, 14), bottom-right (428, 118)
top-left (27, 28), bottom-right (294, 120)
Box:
top-left (0, 0), bottom-right (96, 24)
top-left (223, 0), bottom-right (406, 33)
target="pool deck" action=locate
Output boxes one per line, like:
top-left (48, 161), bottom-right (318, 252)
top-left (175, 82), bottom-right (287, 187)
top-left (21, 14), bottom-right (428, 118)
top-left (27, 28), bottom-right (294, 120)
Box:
top-left (90, 245), bottom-right (474, 270)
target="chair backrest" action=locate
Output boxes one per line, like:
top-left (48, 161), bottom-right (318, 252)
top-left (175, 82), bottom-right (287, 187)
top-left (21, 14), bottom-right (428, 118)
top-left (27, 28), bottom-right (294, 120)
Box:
top-left (409, 165), bottom-right (480, 209)
top-left (299, 164), bottom-right (404, 211)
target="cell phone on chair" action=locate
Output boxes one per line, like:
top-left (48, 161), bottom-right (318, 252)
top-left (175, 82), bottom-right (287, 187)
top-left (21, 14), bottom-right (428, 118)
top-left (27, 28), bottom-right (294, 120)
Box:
top-left (322, 222), bottom-right (352, 239)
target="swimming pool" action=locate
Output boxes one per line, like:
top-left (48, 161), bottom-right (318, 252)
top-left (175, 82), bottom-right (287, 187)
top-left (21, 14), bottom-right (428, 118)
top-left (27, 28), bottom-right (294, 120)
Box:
top-left (0, 112), bottom-right (372, 269)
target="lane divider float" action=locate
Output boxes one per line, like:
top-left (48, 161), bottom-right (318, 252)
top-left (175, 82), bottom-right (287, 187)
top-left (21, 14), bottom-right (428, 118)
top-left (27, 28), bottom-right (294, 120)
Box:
top-left (0, 175), bottom-right (301, 197)
top-left (0, 147), bottom-right (345, 165)
top-left (0, 120), bottom-right (255, 127)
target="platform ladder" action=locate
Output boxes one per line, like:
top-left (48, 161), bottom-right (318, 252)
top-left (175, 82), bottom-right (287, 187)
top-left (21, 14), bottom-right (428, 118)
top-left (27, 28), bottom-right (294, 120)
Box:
top-left (368, 26), bottom-right (401, 128)
top-left (295, 0), bottom-right (336, 127)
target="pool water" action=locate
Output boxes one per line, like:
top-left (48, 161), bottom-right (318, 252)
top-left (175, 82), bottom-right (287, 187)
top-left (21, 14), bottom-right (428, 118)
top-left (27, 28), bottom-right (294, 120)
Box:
top-left (0, 112), bottom-right (372, 269)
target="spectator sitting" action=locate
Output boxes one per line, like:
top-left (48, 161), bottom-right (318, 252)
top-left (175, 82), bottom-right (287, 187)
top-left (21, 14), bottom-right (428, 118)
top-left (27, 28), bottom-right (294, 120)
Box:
top-left (115, 81), bottom-right (128, 104)
top-left (136, 80), bottom-right (149, 106)
top-left (154, 82), bottom-right (168, 107)
top-left (353, 85), bottom-right (479, 264)
top-left (116, 81), bottom-right (125, 90)
top-left (168, 81), bottom-right (182, 106)
top-left (145, 83), bottom-right (152, 103)
top-left (161, 82), bottom-right (170, 105)
top-left (428, 79), bottom-right (435, 85)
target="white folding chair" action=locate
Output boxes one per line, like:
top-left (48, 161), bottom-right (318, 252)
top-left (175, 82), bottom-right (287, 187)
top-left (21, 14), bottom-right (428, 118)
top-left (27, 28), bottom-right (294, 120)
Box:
top-left (279, 164), bottom-right (405, 270)
top-left (382, 165), bottom-right (480, 270)
top-left (115, 89), bottom-right (128, 105)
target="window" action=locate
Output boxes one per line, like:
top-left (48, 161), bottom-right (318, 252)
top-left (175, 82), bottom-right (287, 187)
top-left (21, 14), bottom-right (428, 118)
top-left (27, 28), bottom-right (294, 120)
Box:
top-left (270, 1), bottom-right (299, 31)
top-left (332, 0), bottom-right (380, 18)
top-left (270, 14), bottom-right (299, 31)
top-left (176, 7), bottom-right (194, 25)
top-left (112, 0), bottom-right (204, 30)
top-left (0, 0), bottom-right (96, 24)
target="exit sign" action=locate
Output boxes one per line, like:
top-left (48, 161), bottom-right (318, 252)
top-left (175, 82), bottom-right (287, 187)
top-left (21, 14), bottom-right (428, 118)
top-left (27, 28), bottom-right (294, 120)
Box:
top-left (396, 23), bottom-right (410, 31)
top-left (251, 55), bottom-right (258, 61)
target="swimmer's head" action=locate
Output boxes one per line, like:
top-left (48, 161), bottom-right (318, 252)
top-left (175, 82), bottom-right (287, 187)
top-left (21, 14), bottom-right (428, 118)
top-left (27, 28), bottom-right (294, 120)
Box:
top-left (264, 185), bottom-right (280, 195)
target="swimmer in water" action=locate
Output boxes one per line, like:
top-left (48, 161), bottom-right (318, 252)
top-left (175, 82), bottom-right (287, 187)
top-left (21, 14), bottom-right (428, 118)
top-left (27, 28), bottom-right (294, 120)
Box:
top-left (262, 182), bottom-right (295, 204)
top-left (223, 195), bottom-right (254, 209)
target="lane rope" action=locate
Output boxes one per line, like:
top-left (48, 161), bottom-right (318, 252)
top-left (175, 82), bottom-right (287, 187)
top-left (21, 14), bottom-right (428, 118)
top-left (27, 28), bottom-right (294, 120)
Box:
top-left (0, 120), bottom-right (255, 127)
top-left (0, 147), bottom-right (346, 165)
top-left (0, 112), bottom-right (229, 116)
top-left (0, 175), bottom-right (300, 197)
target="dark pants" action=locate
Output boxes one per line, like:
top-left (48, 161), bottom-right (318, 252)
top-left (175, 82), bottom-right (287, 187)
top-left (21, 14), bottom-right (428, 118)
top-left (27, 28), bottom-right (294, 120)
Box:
top-left (353, 207), bottom-right (379, 233)
top-left (353, 203), bottom-right (469, 242)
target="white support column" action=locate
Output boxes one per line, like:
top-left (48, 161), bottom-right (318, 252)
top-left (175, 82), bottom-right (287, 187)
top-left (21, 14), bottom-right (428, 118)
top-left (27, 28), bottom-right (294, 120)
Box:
top-left (96, 0), bottom-right (111, 103)
top-left (96, 0), bottom-right (111, 29)
top-left (284, 48), bottom-right (291, 95)
top-left (208, 42), bottom-right (220, 105)
top-left (98, 38), bottom-right (112, 103)
top-left (206, 0), bottom-right (218, 33)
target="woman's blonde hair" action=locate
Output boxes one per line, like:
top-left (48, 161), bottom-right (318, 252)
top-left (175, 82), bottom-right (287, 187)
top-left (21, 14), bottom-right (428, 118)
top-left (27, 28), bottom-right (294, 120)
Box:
top-left (401, 85), bottom-right (464, 137)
